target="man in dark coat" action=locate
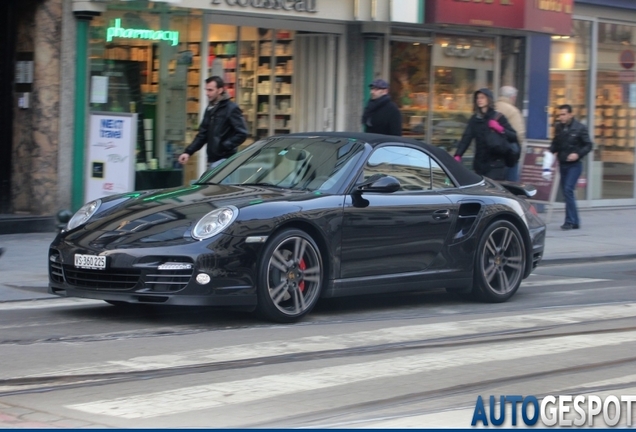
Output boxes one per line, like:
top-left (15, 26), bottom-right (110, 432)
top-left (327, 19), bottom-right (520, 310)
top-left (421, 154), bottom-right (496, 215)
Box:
top-left (454, 88), bottom-right (518, 180)
top-left (548, 104), bottom-right (593, 230)
top-left (179, 76), bottom-right (247, 169)
top-left (361, 79), bottom-right (402, 136)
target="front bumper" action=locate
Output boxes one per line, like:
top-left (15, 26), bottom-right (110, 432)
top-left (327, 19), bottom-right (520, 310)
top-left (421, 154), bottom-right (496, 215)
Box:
top-left (48, 236), bottom-right (259, 307)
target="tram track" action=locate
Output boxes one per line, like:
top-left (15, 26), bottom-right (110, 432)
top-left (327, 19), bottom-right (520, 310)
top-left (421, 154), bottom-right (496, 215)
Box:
top-left (251, 359), bottom-right (636, 428)
top-left (1, 319), bottom-right (634, 398)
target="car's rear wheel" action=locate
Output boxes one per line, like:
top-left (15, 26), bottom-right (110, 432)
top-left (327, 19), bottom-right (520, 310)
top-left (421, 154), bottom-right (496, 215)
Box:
top-left (474, 220), bottom-right (525, 302)
top-left (256, 229), bottom-right (323, 323)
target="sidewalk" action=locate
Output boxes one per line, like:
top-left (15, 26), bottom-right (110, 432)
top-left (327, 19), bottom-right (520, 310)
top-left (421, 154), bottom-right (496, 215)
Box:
top-left (1, 206), bottom-right (635, 302)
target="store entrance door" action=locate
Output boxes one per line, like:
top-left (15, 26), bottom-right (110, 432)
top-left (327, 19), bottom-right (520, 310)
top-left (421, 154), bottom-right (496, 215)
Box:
top-left (293, 33), bottom-right (338, 132)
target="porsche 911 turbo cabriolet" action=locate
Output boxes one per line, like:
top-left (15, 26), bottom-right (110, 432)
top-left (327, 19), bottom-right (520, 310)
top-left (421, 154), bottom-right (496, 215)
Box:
top-left (49, 132), bottom-right (546, 322)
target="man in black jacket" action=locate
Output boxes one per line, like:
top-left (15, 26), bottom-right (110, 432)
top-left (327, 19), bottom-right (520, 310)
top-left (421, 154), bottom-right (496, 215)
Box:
top-left (178, 76), bottom-right (247, 169)
top-left (361, 79), bottom-right (402, 136)
top-left (548, 104), bottom-right (593, 230)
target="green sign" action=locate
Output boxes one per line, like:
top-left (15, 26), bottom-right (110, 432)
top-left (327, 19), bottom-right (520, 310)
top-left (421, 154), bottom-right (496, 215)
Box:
top-left (106, 19), bottom-right (179, 46)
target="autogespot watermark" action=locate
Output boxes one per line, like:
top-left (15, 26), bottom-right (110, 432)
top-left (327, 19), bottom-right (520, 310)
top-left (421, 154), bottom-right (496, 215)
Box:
top-left (471, 395), bottom-right (636, 427)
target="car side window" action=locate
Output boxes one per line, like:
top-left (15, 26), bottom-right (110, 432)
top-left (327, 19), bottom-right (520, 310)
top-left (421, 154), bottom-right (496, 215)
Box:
top-left (363, 146), bottom-right (433, 192)
top-left (431, 157), bottom-right (454, 189)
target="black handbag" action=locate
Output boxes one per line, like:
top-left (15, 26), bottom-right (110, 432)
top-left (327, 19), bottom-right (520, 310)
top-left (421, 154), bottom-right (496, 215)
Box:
top-left (485, 128), bottom-right (510, 156)
top-left (485, 113), bottom-right (520, 168)
top-left (504, 141), bottom-right (521, 168)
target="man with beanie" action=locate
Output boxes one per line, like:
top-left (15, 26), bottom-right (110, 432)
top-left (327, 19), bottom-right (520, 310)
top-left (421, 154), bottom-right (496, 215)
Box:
top-left (361, 79), bottom-right (402, 136)
top-left (496, 86), bottom-right (526, 181)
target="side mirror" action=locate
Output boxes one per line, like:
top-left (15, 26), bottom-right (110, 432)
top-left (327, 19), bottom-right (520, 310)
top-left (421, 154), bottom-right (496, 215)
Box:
top-left (355, 174), bottom-right (401, 194)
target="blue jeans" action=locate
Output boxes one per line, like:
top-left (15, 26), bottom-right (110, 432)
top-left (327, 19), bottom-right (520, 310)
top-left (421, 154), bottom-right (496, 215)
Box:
top-left (504, 162), bottom-right (519, 181)
top-left (559, 161), bottom-right (582, 226)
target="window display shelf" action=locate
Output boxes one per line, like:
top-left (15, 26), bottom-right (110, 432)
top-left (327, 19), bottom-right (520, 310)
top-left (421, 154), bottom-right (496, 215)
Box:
top-left (252, 30), bottom-right (295, 138)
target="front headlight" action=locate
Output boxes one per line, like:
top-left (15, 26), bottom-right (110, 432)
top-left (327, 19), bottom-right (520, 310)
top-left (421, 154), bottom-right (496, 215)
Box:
top-left (192, 206), bottom-right (238, 240)
top-left (67, 199), bottom-right (102, 231)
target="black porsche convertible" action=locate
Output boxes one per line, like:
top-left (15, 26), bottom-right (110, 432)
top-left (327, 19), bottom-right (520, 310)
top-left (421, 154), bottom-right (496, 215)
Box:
top-left (49, 132), bottom-right (546, 322)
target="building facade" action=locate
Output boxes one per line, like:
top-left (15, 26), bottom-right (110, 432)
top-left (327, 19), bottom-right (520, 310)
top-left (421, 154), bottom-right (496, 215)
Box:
top-left (1, 0), bottom-right (635, 233)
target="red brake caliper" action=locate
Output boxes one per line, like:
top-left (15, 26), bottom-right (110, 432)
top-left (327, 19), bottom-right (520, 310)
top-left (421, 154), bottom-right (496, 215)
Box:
top-left (298, 258), bottom-right (306, 292)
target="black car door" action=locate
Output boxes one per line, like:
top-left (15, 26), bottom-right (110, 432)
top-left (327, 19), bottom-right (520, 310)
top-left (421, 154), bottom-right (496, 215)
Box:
top-left (340, 145), bottom-right (457, 279)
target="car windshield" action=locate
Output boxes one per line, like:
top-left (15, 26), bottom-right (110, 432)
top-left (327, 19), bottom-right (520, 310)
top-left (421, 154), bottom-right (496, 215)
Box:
top-left (196, 136), bottom-right (365, 192)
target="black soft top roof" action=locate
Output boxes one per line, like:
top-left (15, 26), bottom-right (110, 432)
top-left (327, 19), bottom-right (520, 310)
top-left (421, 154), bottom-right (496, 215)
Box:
top-left (286, 132), bottom-right (483, 187)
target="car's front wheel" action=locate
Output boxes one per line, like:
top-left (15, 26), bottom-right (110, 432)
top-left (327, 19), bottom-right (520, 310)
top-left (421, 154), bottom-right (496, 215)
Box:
top-left (474, 220), bottom-right (525, 302)
top-left (256, 229), bottom-right (324, 323)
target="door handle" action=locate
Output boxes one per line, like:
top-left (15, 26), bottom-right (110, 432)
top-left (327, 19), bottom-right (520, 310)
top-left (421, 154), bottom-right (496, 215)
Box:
top-left (433, 209), bottom-right (450, 220)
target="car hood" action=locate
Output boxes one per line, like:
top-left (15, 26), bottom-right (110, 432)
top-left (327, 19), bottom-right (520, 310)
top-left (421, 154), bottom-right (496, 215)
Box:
top-left (67, 184), bottom-right (314, 247)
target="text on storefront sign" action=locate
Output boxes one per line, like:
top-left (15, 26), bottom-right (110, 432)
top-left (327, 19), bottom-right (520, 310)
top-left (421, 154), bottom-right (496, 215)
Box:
top-left (430, 0), bottom-right (572, 35)
top-left (454, 0), bottom-right (513, 4)
top-left (535, 0), bottom-right (572, 13)
top-left (444, 45), bottom-right (494, 60)
top-left (106, 19), bottom-right (180, 46)
top-left (210, 0), bottom-right (317, 13)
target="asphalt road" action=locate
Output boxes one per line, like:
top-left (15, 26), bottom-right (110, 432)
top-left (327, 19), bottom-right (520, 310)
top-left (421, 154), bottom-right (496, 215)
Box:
top-left (0, 259), bottom-right (635, 428)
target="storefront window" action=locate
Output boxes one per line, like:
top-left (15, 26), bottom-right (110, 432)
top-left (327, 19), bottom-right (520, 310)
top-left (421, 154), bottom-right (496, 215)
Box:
top-left (431, 35), bottom-right (495, 158)
top-left (549, 20), bottom-right (591, 128)
top-left (208, 25), bottom-right (295, 141)
top-left (499, 36), bottom-right (526, 109)
top-left (89, 3), bottom-right (201, 189)
top-left (549, 19), bottom-right (591, 200)
top-left (595, 22), bottom-right (635, 199)
top-left (389, 41), bottom-right (431, 141)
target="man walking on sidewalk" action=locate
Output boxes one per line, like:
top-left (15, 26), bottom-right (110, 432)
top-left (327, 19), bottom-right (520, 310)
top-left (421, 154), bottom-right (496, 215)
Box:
top-left (361, 79), bottom-right (402, 136)
top-left (548, 104), bottom-right (593, 230)
top-left (178, 76), bottom-right (247, 169)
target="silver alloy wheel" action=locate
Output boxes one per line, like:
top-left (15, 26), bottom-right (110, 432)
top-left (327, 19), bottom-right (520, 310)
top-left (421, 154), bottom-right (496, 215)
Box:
top-left (479, 225), bottom-right (524, 295)
top-left (266, 236), bottom-right (322, 316)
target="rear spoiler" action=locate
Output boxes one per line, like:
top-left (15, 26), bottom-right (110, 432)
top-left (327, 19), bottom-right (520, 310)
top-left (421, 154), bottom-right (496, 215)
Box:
top-left (498, 181), bottom-right (537, 198)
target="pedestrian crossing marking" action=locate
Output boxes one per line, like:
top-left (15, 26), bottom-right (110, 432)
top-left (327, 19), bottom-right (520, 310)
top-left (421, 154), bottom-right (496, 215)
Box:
top-left (521, 278), bottom-right (609, 287)
top-left (5, 302), bottom-right (635, 383)
top-left (66, 330), bottom-right (636, 419)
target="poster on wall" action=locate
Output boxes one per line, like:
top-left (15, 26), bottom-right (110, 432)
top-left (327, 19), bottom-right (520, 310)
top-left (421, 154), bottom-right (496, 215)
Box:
top-left (85, 112), bottom-right (137, 203)
top-left (89, 60), bottom-right (147, 162)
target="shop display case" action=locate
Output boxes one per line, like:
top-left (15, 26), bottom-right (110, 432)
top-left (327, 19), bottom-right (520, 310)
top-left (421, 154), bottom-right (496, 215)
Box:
top-left (548, 70), bottom-right (588, 137)
top-left (595, 83), bottom-right (636, 165)
top-left (256, 29), bottom-right (294, 139)
top-left (237, 34), bottom-right (257, 136)
top-left (204, 26), bottom-right (294, 140)
top-left (551, 70), bottom-right (635, 165)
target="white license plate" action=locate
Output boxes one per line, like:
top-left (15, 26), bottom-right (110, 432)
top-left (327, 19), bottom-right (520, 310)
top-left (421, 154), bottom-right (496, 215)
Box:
top-left (74, 254), bottom-right (106, 270)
